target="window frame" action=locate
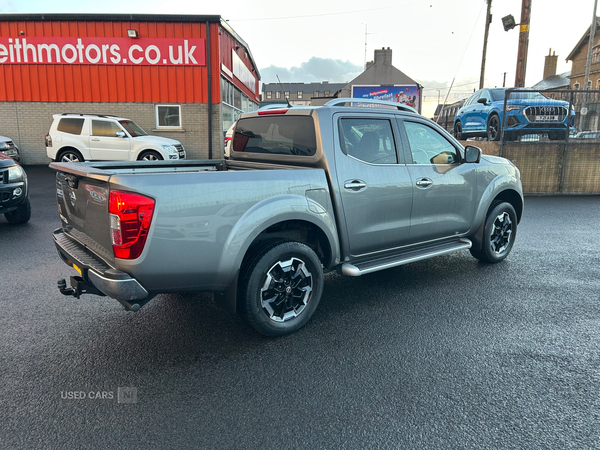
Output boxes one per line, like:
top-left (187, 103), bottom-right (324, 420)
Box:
top-left (155, 104), bottom-right (182, 130)
top-left (398, 118), bottom-right (463, 166)
top-left (337, 115), bottom-right (401, 166)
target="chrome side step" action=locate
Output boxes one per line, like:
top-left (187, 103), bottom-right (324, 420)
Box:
top-left (342, 239), bottom-right (472, 276)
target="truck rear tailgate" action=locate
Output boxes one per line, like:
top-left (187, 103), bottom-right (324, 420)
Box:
top-left (53, 163), bottom-right (116, 266)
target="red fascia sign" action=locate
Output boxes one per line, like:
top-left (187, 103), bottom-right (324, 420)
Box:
top-left (0, 37), bottom-right (206, 66)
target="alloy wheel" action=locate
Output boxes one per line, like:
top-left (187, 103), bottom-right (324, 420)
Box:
top-left (490, 212), bottom-right (512, 254)
top-left (260, 257), bottom-right (313, 322)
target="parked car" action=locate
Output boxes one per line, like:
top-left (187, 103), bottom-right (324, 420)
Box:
top-left (0, 135), bottom-right (20, 162)
top-left (0, 153), bottom-right (30, 224)
top-left (45, 114), bottom-right (186, 162)
top-left (224, 123), bottom-right (235, 159)
top-left (51, 98), bottom-right (523, 336)
top-left (574, 131), bottom-right (600, 139)
top-left (453, 88), bottom-right (575, 141)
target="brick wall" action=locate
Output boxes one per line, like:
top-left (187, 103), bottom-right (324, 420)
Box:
top-left (1, 101), bottom-right (223, 165)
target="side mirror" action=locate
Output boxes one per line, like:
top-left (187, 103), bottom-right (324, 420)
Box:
top-left (464, 145), bottom-right (482, 163)
top-left (477, 98), bottom-right (487, 105)
top-left (116, 131), bottom-right (126, 138)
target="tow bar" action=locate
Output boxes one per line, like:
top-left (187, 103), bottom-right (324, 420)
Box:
top-left (57, 276), bottom-right (105, 299)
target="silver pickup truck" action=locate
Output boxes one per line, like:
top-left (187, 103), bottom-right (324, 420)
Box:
top-left (51, 99), bottom-right (523, 336)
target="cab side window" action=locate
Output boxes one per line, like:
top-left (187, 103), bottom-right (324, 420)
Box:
top-left (338, 118), bottom-right (397, 164)
top-left (91, 120), bottom-right (124, 137)
top-left (404, 121), bottom-right (459, 165)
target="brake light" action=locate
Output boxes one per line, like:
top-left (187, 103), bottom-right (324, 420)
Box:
top-left (109, 190), bottom-right (155, 259)
top-left (45, 134), bottom-right (52, 147)
top-left (257, 109), bottom-right (288, 115)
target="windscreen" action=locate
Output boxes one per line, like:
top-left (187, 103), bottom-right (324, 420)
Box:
top-left (232, 116), bottom-right (317, 156)
top-left (491, 89), bottom-right (548, 102)
top-left (119, 120), bottom-right (148, 137)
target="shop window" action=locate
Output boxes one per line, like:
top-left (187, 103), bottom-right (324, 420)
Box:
top-left (155, 105), bottom-right (182, 129)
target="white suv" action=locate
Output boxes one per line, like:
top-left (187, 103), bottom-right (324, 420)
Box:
top-left (45, 114), bottom-right (186, 162)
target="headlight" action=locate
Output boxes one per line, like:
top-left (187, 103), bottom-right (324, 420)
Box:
top-left (506, 105), bottom-right (525, 111)
top-left (162, 145), bottom-right (177, 153)
top-left (8, 165), bottom-right (24, 182)
top-left (0, 142), bottom-right (7, 150)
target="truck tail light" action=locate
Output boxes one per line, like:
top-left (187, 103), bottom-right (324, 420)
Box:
top-left (109, 190), bottom-right (155, 260)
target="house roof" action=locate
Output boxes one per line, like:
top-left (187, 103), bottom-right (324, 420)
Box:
top-left (262, 82), bottom-right (346, 94)
top-left (532, 71), bottom-right (572, 90)
top-left (566, 17), bottom-right (600, 61)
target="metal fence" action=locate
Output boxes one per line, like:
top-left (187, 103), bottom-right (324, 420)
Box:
top-left (497, 89), bottom-right (600, 195)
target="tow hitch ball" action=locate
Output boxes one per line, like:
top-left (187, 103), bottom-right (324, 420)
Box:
top-left (57, 276), bottom-right (105, 299)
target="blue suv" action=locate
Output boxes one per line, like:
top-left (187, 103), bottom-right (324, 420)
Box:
top-left (453, 88), bottom-right (575, 141)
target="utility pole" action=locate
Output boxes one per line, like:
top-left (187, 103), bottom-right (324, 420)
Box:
top-left (514, 0), bottom-right (531, 87)
top-left (479, 0), bottom-right (493, 89)
top-left (503, 72), bottom-right (507, 87)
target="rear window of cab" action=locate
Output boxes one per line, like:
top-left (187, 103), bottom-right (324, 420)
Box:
top-left (232, 116), bottom-right (317, 156)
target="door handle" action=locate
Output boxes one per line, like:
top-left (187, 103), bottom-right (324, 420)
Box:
top-left (344, 180), bottom-right (367, 191)
top-left (416, 178), bottom-right (433, 188)
top-left (91, 138), bottom-right (100, 141)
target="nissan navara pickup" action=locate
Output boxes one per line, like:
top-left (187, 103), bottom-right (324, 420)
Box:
top-left (51, 99), bottom-right (523, 336)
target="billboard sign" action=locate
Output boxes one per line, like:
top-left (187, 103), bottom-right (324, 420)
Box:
top-left (352, 85), bottom-right (420, 111)
top-left (0, 37), bottom-right (206, 66)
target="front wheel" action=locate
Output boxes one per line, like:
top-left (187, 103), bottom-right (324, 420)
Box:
top-left (138, 151), bottom-right (163, 161)
top-left (470, 202), bottom-right (517, 263)
top-left (5, 198), bottom-right (31, 224)
top-left (238, 240), bottom-right (324, 337)
top-left (487, 115), bottom-right (501, 141)
top-left (453, 122), bottom-right (463, 140)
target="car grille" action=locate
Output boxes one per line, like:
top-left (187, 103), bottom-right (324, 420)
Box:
top-left (524, 106), bottom-right (568, 122)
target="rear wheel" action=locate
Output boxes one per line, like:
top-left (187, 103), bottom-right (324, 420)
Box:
top-left (58, 149), bottom-right (83, 163)
top-left (138, 151), bottom-right (163, 161)
top-left (470, 202), bottom-right (517, 263)
top-left (5, 198), bottom-right (31, 224)
top-left (238, 240), bottom-right (323, 337)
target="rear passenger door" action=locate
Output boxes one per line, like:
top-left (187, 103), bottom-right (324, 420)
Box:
top-left (89, 120), bottom-right (131, 161)
top-left (334, 114), bottom-right (413, 257)
top-left (398, 118), bottom-right (477, 243)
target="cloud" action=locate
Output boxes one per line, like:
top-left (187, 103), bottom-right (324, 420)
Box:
top-left (260, 57), bottom-right (363, 84)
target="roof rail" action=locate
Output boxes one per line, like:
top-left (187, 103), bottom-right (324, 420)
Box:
top-left (324, 98), bottom-right (418, 114)
top-left (60, 113), bottom-right (119, 118)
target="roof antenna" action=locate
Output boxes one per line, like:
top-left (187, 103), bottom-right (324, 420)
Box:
top-left (276, 74), bottom-right (292, 108)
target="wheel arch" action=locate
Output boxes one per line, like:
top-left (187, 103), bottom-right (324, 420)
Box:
top-left (470, 186), bottom-right (523, 252)
top-left (213, 197), bottom-right (340, 314)
top-left (136, 149), bottom-right (163, 160)
top-left (56, 146), bottom-right (85, 161)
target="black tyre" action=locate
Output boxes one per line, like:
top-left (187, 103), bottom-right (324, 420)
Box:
top-left (487, 115), bottom-right (501, 141)
top-left (58, 149), bottom-right (84, 163)
top-left (138, 151), bottom-right (163, 161)
top-left (238, 240), bottom-right (323, 337)
top-left (470, 202), bottom-right (517, 263)
top-left (5, 197), bottom-right (31, 224)
top-left (454, 121), bottom-right (463, 140)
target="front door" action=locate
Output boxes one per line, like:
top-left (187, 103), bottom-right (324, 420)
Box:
top-left (89, 119), bottom-right (130, 161)
top-left (399, 119), bottom-right (477, 243)
top-left (334, 114), bottom-right (413, 257)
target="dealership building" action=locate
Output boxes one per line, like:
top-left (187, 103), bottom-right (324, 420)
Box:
top-left (0, 14), bottom-right (260, 164)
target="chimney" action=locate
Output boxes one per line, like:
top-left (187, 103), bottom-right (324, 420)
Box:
top-left (543, 48), bottom-right (558, 79)
top-left (373, 47), bottom-right (393, 66)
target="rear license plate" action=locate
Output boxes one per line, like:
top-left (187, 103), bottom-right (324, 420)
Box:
top-left (535, 115), bottom-right (559, 122)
